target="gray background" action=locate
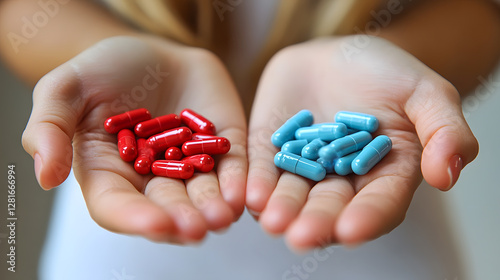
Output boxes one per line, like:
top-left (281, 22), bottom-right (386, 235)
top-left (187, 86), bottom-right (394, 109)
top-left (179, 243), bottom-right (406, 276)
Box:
top-left (0, 61), bottom-right (499, 280)
top-left (0, 60), bottom-right (54, 280)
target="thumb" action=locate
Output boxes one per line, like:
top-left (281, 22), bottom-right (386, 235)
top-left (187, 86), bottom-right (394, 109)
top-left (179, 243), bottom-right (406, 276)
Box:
top-left (406, 78), bottom-right (479, 191)
top-left (22, 68), bottom-right (82, 190)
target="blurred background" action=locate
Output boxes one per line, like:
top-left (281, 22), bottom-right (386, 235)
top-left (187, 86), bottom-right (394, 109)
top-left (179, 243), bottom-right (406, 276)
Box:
top-left (0, 59), bottom-right (499, 280)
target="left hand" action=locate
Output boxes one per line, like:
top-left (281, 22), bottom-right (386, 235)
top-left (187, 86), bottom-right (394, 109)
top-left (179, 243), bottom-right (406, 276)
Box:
top-left (246, 36), bottom-right (478, 251)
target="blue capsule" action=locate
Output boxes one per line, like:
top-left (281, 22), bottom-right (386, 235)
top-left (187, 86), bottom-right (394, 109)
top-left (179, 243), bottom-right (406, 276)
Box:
top-left (281, 139), bottom-right (309, 155)
top-left (295, 123), bottom-right (347, 142)
top-left (301, 139), bottom-right (327, 160)
top-left (317, 157), bottom-right (334, 173)
top-left (352, 135), bottom-right (392, 175)
top-left (334, 151), bottom-right (361, 176)
top-left (271, 110), bottom-right (314, 147)
top-left (346, 128), bottom-right (359, 135)
top-left (335, 111), bottom-right (379, 133)
top-left (318, 131), bottom-right (372, 161)
top-left (274, 151), bottom-right (326, 181)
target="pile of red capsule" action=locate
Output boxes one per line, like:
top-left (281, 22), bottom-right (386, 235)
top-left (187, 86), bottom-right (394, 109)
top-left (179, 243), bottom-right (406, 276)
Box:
top-left (103, 108), bottom-right (230, 179)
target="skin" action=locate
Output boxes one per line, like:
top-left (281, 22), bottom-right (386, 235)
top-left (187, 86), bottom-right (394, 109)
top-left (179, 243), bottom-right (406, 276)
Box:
top-left (246, 37), bottom-right (478, 250)
top-left (0, 0), bottom-right (498, 248)
top-left (21, 36), bottom-right (247, 243)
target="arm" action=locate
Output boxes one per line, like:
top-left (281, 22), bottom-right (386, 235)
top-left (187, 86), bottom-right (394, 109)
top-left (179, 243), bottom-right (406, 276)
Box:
top-left (0, 0), bottom-right (138, 84)
top-left (378, 0), bottom-right (500, 94)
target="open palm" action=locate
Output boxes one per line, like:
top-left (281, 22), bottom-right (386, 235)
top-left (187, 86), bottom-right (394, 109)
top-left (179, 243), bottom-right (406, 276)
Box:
top-left (22, 36), bottom-right (247, 243)
top-left (247, 36), bottom-right (478, 250)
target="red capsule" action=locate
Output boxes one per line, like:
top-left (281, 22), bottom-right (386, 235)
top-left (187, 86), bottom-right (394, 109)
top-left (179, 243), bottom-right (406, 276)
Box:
top-left (180, 109), bottom-right (216, 135)
top-left (191, 133), bottom-right (219, 141)
top-left (182, 137), bottom-right (231, 156)
top-left (104, 108), bottom-right (151, 134)
top-left (164, 147), bottom-right (183, 160)
top-left (134, 114), bottom-right (182, 138)
top-left (152, 160), bottom-right (194, 179)
top-left (134, 139), bottom-right (157, 175)
top-left (146, 127), bottom-right (192, 153)
top-left (117, 129), bottom-right (137, 162)
top-left (182, 154), bottom-right (214, 173)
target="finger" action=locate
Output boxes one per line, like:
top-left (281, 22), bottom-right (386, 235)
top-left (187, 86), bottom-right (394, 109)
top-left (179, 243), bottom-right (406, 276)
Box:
top-left (176, 58), bottom-right (248, 219)
top-left (335, 175), bottom-right (417, 246)
top-left (259, 173), bottom-right (313, 235)
top-left (246, 131), bottom-right (281, 217)
top-left (285, 177), bottom-right (354, 251)
top-left (246, 57), bottom-right (309, 217)
top-left (332, 135), bottom-right (422, 246)
top-left (216, 126), bottom-right (248, 220)
top-left (185, 172), bottom-right (234, 231)
top-left (405, 78), bottom-right (479, 190)
top-left (145, 176), bottom-right (208, 243)
top-left (22, 67), bottom-right (83, 189)
top-left (76, 170), bottom-right (176, 242)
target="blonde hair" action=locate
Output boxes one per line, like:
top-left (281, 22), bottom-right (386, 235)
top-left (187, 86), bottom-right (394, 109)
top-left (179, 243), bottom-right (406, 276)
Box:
top-left (103, 0), bottom-right (382, 54)
top-left (102, 0), bottom-right (382, 113)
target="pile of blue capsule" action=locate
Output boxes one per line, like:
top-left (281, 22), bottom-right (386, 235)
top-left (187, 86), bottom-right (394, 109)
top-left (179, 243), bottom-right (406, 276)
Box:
top-left (272, 110), bottom-right (392, 181)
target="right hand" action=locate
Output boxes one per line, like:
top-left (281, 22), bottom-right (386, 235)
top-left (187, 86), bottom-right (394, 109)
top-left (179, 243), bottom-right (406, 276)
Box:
top-left (22, 36), bottom-right (247, 244)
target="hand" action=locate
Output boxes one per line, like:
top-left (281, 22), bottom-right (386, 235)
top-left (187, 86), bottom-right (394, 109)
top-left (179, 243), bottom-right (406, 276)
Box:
top-left (246, 36), bottom-right (478, 250)
top-left (22, 36), bottom-right (247, 244)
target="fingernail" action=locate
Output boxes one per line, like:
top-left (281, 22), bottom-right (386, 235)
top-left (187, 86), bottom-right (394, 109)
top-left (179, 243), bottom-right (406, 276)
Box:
top-left (214, 226), bottom-right (230, 234)
top-left (247, 209), bottom-right (261, 220)
top-left (447, 154), bottom-right (463, 190)
top-left (34, 153), bottom-right (42, 185)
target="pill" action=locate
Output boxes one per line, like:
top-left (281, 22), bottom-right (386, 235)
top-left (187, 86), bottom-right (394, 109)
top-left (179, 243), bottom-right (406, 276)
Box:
top-left (334, 151), bottom-right (361, 176)
top-left (151, 160), bottom-right (194, 179)
top-left (192, 133), bottom-right (219, 141)
top-left (301, 139), bottom-right (327, 160)
top-left (271, 109), bottom-right (314, 148)
top-left (182, 137), bottom-right (231, 156)
top-left (352, 135), bottom-right (392, 175)
top-left (295, 123), bottom-right (347, 142)
top-left (134, 139), bottom-right (157, 175)
top-left (347, 128), bottom-right (359, 135)
top-left (335, 111), bottom-right (379, 133)
top-left (134, 114), bottom-right (181, 138)
top-left (104, 108), bottom-right (151, 134)
top-left (146, 127), bottom-right (192, 153)
top-left (317, 157), bottom-right (335, 173)
top-left (180, 109), bottom-right (216, 135)
top-left (281, 139), bottom-right (308, 155)
top-left (182, 154), bottom-right (215, 173)
top-left (274, 151), bottom-right (326, 181)
top-left (164, 147), bottom-right (183, 160)
top-left (117, 129), bottom-right (137, 162)
top-left (318, 131), bottom-right (372, 161)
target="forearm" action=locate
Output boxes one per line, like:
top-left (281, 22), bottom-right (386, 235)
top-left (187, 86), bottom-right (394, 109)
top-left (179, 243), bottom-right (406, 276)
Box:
top-left (378, 0), bottom-right (500, 94)
top-left (0, 0), bottom-right (139, 85)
